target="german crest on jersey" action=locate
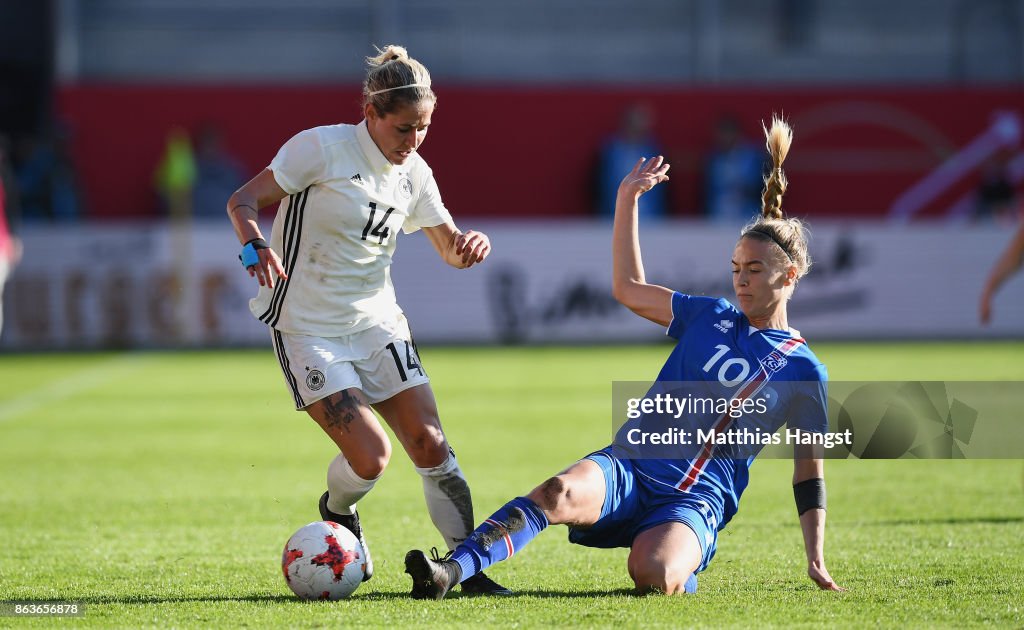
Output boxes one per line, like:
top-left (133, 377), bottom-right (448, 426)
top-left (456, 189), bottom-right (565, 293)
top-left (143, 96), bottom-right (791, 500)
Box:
top-left (306, 369), bottom-right (326, 391)
top-left (398, 175), bottom-right (413, 200)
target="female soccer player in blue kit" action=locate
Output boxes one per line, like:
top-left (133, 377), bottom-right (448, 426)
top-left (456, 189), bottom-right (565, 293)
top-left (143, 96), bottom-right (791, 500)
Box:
top-left (405, 117), bottom-right (844, 597)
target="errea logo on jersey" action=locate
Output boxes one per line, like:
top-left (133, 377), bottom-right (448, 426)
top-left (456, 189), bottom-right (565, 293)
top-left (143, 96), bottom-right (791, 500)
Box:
top-left (761, 351), bottom-right (788, 373)
top-left (713, 319), bottom-right (734, 333)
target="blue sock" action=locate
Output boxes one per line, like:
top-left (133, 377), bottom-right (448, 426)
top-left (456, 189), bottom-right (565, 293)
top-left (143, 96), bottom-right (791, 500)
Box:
top-left (684, 572), bottom-right (698, 593)
top-left (450, 496), bottom-right (549, 582)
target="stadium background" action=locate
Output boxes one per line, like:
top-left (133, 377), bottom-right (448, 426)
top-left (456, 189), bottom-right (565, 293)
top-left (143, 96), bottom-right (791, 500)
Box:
top-left (3, 0), bottom-right (1024, 349)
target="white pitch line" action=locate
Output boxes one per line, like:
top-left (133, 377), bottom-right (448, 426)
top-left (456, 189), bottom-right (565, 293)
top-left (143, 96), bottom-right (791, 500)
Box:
top-left (0, 354), bottom-right (153, 424)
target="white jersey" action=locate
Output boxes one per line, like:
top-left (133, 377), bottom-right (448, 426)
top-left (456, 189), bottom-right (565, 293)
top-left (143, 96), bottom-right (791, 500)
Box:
top-left (249, 120), bottom-right (452, 336)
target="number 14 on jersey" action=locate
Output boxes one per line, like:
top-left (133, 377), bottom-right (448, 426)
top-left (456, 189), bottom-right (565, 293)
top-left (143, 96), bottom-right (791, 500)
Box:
top-left (361, 202), bottom-right (395, 245)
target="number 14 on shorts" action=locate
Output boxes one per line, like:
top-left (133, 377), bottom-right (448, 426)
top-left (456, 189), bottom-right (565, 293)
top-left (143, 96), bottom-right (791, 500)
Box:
top-left (386, 340), bottom-right (424, 382)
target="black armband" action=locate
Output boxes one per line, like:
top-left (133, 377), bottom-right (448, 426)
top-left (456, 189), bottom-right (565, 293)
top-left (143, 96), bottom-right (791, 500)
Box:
top-left (793, 477), bottom-right (826, 516)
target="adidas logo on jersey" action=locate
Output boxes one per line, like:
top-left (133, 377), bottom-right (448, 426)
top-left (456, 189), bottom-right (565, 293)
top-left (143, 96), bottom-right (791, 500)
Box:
top-left (350, 173), bottom-right (364, 184)
top-left (714, 319), bottom-right (734, 333)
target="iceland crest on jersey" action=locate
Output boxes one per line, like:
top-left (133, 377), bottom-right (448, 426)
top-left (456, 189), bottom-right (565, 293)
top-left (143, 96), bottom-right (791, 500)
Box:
top-left (761, 351), bottom-right (788, 373)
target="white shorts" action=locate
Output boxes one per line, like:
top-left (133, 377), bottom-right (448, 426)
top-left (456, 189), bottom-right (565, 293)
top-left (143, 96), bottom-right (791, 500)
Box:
top-left (270, 314), bottom-right (430, 409)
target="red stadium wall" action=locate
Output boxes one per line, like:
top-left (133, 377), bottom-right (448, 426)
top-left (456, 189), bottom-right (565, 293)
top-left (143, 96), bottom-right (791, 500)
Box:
top-left (55, 85), bottom-right (1024, 220)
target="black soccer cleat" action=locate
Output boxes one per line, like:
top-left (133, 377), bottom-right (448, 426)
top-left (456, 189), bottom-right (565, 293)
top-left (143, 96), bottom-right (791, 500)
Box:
top-left (319, 491), bottom-right (374, 582)
top-left (404, 548), bottom-right (462, 600)
top-left (460, 571), bottom-right (513, 596)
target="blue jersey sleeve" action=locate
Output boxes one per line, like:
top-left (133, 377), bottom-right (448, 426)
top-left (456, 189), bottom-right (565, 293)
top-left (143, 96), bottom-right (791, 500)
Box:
top-left (785, 363), bottom-right (829, 434)
top-left (666, 292), bottom-right (735, 340)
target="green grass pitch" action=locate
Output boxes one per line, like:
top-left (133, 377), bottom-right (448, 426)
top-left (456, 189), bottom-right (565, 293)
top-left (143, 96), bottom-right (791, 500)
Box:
top-left (1, 342), bottom-right (1022, 627)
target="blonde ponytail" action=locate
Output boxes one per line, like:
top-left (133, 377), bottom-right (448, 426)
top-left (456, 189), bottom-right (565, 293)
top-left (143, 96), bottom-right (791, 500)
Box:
top-left (741, 114), bottom-right (812, 287)
top-left (760, 115), bottom-right (793, 220)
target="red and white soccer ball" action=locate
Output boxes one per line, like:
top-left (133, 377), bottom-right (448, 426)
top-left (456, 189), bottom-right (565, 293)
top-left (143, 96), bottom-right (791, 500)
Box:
top-left (282, 521), bottom-right (365, 600)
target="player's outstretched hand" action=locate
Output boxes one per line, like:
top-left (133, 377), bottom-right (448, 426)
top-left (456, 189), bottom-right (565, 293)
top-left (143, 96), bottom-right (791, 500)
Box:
top-left (618, 156), bottom-right (670, 198)
top-left (248, 247), bottom-right (288, 289)
top-left (808, 561), bottom-right (845, 592)
top-left (454, 229), bottom-right (491, 268)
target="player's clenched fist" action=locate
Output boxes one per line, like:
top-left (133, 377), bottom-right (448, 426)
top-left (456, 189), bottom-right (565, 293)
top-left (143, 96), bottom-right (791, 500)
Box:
top-left (454, 229), bottom-right (490, 268)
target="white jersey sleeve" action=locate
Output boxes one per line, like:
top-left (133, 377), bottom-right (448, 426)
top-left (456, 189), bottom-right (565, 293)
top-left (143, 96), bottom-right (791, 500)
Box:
top-left (269, 128), bottom-right (328, 194)
top-left (402, 167), bottom-right (452, 234)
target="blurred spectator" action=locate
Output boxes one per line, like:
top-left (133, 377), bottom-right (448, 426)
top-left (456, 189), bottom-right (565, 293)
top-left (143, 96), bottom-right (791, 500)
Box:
top-left (154, 127), bottom-right (197, 219)
top-left (0, 135), bottom-right (23, 335)
top-left (979, 215), bottom-right (1024, 325)
top-left (973, 153), bottom-right (1017, 223)
top-left (13, 125), bottom-right (83, 222)
top-left (595, 104), bottom-right (668, 219)
top-left (704, 115), bottom-right (764, 224)
top-left (193, 123), bottom-right (244, 220)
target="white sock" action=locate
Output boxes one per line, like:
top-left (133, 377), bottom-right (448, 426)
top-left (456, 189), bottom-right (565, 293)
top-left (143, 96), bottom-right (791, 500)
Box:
top-left (415, 449), bottom-right (476, 550)
top-left (326, 454), bottom-right (379, 516)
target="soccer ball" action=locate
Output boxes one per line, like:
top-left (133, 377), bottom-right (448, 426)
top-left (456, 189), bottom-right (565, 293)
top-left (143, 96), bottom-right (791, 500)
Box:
top-left (281, 521), bottom-right (365, 600)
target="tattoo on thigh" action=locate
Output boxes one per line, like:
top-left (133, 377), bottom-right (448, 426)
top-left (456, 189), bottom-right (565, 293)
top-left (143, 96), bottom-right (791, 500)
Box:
top-left (322, 390), bottom-right (363, 433)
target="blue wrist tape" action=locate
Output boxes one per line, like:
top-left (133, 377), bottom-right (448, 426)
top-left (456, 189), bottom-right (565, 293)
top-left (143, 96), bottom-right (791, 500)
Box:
top-left (239, 238), bottom-right (269, 268)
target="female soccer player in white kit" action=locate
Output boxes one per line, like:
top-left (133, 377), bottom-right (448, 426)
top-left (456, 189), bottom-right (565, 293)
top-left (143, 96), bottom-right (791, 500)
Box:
top-left (227, 45), bottom-right (507, 595)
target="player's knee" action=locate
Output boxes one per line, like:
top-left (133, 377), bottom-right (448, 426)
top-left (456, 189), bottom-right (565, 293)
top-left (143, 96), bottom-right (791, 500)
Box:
top-left (351, 455), bottom-right (389, 480)
top-left (403, 423), bottom-right (447, 467)
top-left (528, 475), bottom-right (571, 516)
top-left (350, 441), bottom-right (391, 479)
top-left (632, 564), bottom-right (689, 595)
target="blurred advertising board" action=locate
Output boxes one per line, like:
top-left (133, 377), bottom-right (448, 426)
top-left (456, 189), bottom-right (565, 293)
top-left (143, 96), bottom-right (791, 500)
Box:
top-left (4, 221), bottom-right (1023, 349)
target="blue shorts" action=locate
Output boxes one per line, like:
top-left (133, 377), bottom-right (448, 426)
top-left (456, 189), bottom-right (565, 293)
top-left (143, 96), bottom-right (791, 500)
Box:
top-left (567, 448), bottom-right (719, 572)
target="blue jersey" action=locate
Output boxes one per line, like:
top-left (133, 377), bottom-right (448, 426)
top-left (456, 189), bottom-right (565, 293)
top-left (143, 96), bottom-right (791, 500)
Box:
top-left (623, 292), bottom-right (828, 530)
